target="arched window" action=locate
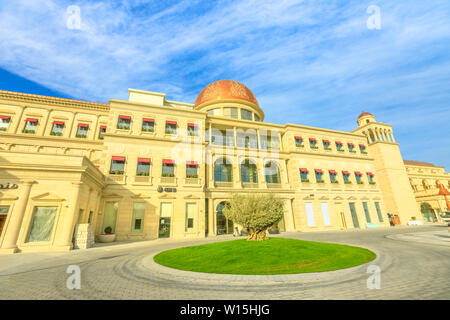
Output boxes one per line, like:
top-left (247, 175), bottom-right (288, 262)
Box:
top-left (214, 158), bottom-right (233, 182)
top-left (265, 161), bottom-right (281, 184)
top-left (216, 201), bottom-right (233, 235)
top-left (241, 159), bottom-right (258, 183)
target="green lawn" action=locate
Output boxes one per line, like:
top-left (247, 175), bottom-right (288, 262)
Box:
top-left (153, 238), bottom-right (376, 275)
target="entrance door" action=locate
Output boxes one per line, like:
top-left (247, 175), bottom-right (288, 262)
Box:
top-left (0, 206), bottom-right (9, 237)
top-left (159, 202), bottom-right (172, 238)
top-left (349, 202), bottom-right (360, 228)
top-left (216, 201), bottom-right (232, 235)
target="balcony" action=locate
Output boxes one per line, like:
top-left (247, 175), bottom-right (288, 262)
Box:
top-left (160, 177), bottom-right (177, 185)
top-left (133, 176), bottom-right (152, 185)
top-left (184, 177), bottom-right (202, 186)
top-left (107, 174), bottom-right (126, 184)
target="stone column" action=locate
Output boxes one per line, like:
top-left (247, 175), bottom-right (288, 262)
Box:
top-left (56, 182), bottom-right (83, 250)
top-left (0, 181), bottom-right (35, 253)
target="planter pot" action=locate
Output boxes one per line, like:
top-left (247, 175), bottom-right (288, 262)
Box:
top-left (98, 234), bottom-right (116, 243)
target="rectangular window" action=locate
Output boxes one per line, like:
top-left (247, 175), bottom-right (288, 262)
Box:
top-left (110, 156), bottom-right (125, 174)
top-left (315, 169), bottom-right (324, 183)
top-left (349, 202), bottom-right (360, 228)
top-left (343, 171), bottom-right (351, 183)
top-left (0, 116), bottom-right (11, 131)
top-left (23, 118), bottom-right (38, 134)
top-left (348, 143), bottom-right (355, 152)
top-left (137, 158), bottom-right (151, 176)
top-left (320, 202), bottom-right (331, 226)
top-left (359, 144), bottom-right (367, 153)
top-left (50, 121), bottom-right (64, 136)
top-left (165, 121), bottom-right (177, 134)
top-left (0, 206), bottom-right (10, 237)
top-left (254, 114), bottom-right (260, 121)
top-left (162, 160), bottom-right (175, 177)
top-left (117, 116), bottom-right (131, 130)
top-left (237, 132), bottom-right (258, 149)
top-left (187, 123), bottom-right (198, 136)
top-left (102, 202), bottom-right (118, 233)
top-left (186, 162), bottom-right (198, 178)
top-left (294, 136), bottom-right (303, 147)
top-left (329, 170), bottom-right (338, 183)
top-left (76, 124), bottom-right (89, 138)
top-left (305, 202), bottom-right (315, 227)
top-left (223, 107), bottom-right (238, 119)
top-left (26, 206), bottom-right (58, 242)
top-left (159, 202), bottom-right (172, 238)
top-left (99, 126), bottom-right (107, 139)
top-left (367, 172), bottom-right (375, 184)
top-left (336, 141), bottom-right (343, 151)
top-left (323, 140), bottom-right (330, 149)
top-left (363, 202), bottom-right (372, 223)
top-left (355, 172), bottom-right (363, 184)
top-left (241, 109), bottom-right (253, 120)
top-left (375, 202), bottom-right (383, 222)
top-left (142, 119), bottom-right (154, 132)
top-left (309, 138), bottom-right (317, 148)
top-left (300, 168), bottom-right (309, 182)
top-left (131, 202), bottom-right (146, 233)
top-left (185, 203), bottom-right (196, 231)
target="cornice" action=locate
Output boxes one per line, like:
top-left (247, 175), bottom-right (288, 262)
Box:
top-left (0, 90), bottom-right (110, 112)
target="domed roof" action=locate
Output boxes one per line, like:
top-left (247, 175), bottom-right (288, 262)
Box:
top-left (194, 80), bottom-right (259, 107)
top-left (358, 111), bottom-right (374, 119)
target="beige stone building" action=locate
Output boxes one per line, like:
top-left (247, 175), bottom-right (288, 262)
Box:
top-left (0, 80), bottom-right (446, 253)
top-left (404, 160), bottom-right (450, 222)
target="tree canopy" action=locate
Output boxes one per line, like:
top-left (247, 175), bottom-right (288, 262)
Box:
top-left (223, 193), bottom-right (284, 241)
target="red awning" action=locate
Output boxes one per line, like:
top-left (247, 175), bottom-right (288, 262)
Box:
top-left (138, 158), bottom-right (151, 164)
top-left (163, 159), bottom-right (175, 165)
top-left (309, 138), bottom-right (316, 141)
top-left (53, 121), bottom-right (64, 125)
top-left (0, 115), bottom-right (10, 119)
top-left (294, 136), bottom-right (303, 140)
top-left (100, 126), bottom-right (107, 130)
top-left (25, 118), bottom-right (38, 122)
top-left (348, 143), bottom-right (355, 146)
top-left (187, 161), bottom-right (198, 166)
top-left (300, 168), bottom-right (309, 173)
top-left (119, 115), bottom-right (131, 120)
top-left (78, 123), bottom-right (89, 128)
top-left (143, 118), bottom-right (154, 123)
top-left (166, 121), bottom-right (177, 125)
top-left (111, 156), bottom-right (125, 162)
top-left (342, 171), bottom-right (350, 175)
top-left (359, 144), bottom-right (366, 148)
top-left (336, 141), bottom-right (343, 145)
top-left (315, 169), bottom-right (323, 174)
top-left (355, 171), bottom-right (362, 175)
top-left (188, 123), bottom-right (198, 127)
top-left (323, 140), bottom-right (330, 143)
top-left (367, 172), bottom-right (374, 176)
top-left (329, 170), bottom-right (337, 174)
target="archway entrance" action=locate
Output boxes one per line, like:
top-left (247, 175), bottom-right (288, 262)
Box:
top-left (216, 201), bottom-right (233, 235)
top-left (421, 202), bottom-right (437, 222)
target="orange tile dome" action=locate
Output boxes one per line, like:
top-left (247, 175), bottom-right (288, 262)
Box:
top-left (358, 111), bottom-right (374, 119)
top-left (194, 80), bottom-right (259, 107)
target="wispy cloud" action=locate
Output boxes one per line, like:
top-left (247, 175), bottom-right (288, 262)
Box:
top-left (0, 0), bottom-right (449, 168)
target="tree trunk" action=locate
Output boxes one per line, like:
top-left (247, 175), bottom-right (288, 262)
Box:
top-left (247, 228), bottom-right (268, 241)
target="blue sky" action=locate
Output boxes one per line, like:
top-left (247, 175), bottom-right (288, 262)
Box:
top-left (1, 0), bottom-right (449, 169)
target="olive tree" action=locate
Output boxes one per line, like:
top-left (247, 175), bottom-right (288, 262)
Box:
top-left (223, 193), bottom-right (284, 241)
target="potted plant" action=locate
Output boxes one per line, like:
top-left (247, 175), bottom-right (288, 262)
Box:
top-left (98, 226), bottom-right (116, 243)
top-left (268, 226), bottom-right (280, 234)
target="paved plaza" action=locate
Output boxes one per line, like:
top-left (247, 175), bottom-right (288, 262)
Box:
top-left (0, 225), bottom-right (449, 300)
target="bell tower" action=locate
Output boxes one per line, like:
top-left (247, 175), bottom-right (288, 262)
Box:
top-left (353, 111), bottom-right (421, 224)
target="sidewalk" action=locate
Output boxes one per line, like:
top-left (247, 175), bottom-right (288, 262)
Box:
top-left (386, 229), bottom-right (450, 247)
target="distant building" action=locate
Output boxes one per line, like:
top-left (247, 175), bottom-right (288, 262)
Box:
top-left (0, 80), bottom-right (447, 253)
